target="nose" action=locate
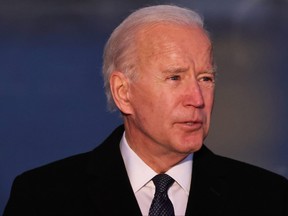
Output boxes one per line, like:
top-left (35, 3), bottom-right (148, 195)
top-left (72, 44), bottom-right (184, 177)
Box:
top-left (182, 81), bottom-right (204, 108)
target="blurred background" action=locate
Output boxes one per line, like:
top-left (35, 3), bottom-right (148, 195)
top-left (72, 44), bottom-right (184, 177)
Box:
top-left (1, 0), bottom-right (288, 214)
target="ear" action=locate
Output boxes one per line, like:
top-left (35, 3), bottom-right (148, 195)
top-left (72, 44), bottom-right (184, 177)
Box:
top-left (110, 71), bottom-right (133, 114)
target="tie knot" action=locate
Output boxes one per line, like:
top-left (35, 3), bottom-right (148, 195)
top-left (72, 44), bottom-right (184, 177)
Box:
top-left (152, 174), bottom-right (174, 193)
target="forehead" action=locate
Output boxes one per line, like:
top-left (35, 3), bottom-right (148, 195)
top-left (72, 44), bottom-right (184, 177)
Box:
top-left (135, 23), bottom-right (212, 68)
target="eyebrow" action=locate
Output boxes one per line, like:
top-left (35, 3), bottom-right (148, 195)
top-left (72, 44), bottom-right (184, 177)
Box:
top-left (162, 66), bottom-right (190, 74)
top-left (199, 64), bottom-right (217, 75)
top-left (162, 65), bottom-right (217, 75)
top-left (202, 68), bottom-right (216, 74)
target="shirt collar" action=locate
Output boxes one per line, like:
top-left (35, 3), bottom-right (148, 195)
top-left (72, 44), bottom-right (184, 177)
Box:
top-left (166, 153), bottom-right (193, 195)
top-left (120, 132), bottom-right (193, 195)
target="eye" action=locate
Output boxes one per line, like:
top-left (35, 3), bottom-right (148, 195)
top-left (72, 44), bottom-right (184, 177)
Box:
top-left (168, 75), bottom-right (181, 81)
top-left (200, 76), bottom-right (214, 82)
top-left (198, 73), bottom-right (216, 87)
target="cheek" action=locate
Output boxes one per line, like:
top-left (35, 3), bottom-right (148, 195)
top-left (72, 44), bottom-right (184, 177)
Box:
top-left (155, 92), bottom-right (179, 116)
top-left (139, 93), bottom-right (174, 127)
top-left (131, 80), bottom-right (181, 119)
top-left (130, 87), bottom-right (158, 121)
top-left (202, 90), bottom-right (214, 122)
top-left (203, 89), bottom-right (215, 108)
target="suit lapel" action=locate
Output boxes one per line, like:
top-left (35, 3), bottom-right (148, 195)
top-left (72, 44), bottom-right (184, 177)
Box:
top-left (85, 125), bottom-right (142, 215)
top-left (185, 146), bottom-right (230, 216)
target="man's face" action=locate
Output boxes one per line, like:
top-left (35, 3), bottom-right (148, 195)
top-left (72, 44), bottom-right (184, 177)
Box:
top-left (124, 23), bottom-right (215, 158)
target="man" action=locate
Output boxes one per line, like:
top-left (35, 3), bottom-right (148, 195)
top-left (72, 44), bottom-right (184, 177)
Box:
top-left (3, 5), bottom-right (288, 216)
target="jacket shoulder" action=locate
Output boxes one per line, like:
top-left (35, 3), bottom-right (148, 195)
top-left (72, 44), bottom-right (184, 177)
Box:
top-left (190, 146), bottom-right (288, 215)
top-left (216, 153), bottom-right (287, 183)
top-left (18, 151), bottom-right (93, 182)
top-left (195, 145), bottom-right (288, 187)
top-left (15, 125), bottom-right (125, 183)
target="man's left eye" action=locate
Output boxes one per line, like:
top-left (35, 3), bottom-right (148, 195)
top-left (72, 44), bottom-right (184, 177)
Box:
top-left (199, 76), bottom-right (214, 82)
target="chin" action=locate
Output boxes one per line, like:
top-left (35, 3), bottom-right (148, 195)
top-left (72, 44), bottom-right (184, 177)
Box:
top-left (175, 140), bottom-right (203, 154)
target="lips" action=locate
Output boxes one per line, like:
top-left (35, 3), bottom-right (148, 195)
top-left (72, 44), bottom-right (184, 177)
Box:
top-left (176, 120), bottom-right (203, 130)
top-left (183, 119), bottom-right (203, 124)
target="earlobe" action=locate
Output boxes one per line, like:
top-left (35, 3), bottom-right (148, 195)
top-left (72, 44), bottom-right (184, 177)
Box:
top-left (110, 71), bottom-right (133, 114)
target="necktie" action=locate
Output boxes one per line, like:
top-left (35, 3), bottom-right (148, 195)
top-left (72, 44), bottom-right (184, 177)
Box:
top-left (149, 174), bottom-right (175, 216)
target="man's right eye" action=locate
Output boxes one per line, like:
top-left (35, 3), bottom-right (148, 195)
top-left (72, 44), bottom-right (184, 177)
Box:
top-left (168, 75), bottom-right (181, 81)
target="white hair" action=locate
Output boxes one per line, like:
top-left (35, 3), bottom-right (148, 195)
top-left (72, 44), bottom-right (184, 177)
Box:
top-left (102, 5), bottom-right (205, 111)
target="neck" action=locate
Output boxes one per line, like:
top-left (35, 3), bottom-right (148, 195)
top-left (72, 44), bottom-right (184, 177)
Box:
top-left (135, 150), bottom-right (188, 173)
top-left (124, 122), bottom-right (189, 173)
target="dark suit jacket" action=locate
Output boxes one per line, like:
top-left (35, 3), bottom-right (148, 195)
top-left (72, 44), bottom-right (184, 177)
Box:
top-left (3, 125), bottom-right (288, 216)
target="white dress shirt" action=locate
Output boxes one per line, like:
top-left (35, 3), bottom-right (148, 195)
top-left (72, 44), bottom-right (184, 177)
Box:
top-left (120, 132), bottom-right (193, 216)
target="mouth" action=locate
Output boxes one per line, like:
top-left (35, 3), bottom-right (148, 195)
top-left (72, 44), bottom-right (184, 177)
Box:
top-left (177, 121), bottom-right (203, 130)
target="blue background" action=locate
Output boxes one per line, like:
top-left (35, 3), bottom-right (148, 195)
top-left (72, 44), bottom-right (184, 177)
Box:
top-left (1, 0), bottom-right (288, 214)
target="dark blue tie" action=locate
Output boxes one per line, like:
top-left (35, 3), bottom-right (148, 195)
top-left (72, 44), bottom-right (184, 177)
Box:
top-left (149, 174), bottom-right (175, 216)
